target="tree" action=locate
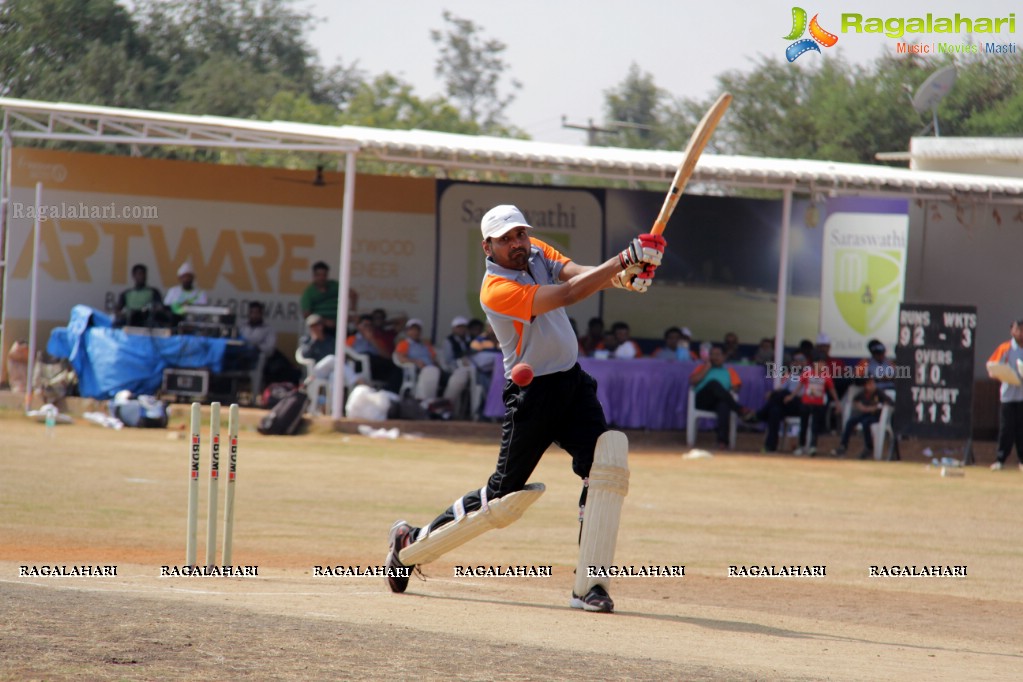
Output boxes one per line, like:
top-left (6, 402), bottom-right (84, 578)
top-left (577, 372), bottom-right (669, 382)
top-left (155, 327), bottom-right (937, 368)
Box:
top-left (602, 63), bottom-right (669, 149)
top-left (430, 11), bottom-right (521, 135)
top-left (609, 50), bottom-right (1023, 165)
top-left (0, 0), bottom-right (157, 104)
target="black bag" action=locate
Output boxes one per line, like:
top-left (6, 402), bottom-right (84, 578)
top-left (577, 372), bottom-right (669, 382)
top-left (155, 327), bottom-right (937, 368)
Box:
top-left (261, 381), bottom-right (296, 409)
top-left (258, 389), bottom-right (309, 435)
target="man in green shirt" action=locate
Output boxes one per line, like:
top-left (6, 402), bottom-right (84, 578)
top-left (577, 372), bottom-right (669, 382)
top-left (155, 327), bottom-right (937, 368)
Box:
top-left (300, 261), bottom-right (340, 337)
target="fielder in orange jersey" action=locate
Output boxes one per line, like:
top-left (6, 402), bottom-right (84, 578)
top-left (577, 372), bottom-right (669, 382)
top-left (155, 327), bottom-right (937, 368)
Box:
top-left (384, 204), bottom-right (665, 613)
top-left (987, 319), bottom-right (1023, 471)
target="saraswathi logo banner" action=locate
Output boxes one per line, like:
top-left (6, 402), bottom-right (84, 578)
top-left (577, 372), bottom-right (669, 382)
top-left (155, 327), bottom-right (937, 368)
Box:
top-left (820, 198), bottom-right (909, 358)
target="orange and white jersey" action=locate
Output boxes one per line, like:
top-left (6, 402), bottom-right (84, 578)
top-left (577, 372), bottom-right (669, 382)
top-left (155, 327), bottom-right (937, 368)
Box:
top-left (480, 238), bottom-right (579, 380)
top-left (989, 338), bottom-right (1023, 402)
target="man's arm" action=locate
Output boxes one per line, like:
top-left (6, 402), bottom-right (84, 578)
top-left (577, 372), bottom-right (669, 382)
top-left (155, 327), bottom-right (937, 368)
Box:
top-left (531, 258), bottom-right (622, 316)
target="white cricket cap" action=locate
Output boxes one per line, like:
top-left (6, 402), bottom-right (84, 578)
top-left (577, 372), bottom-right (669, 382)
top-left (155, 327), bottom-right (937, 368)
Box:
top-left (481, 205), bottom-right (532, 240)
top-left (406, 318), bottom-right (423, 329)
top-left (681, 327), bottom-right (693, 338)
top-left (816, 332), bottom-right (831, 345)
top-left (177, 261), bottom-right (194, 276)
top-left (451, 316), bottom-right (469, 328)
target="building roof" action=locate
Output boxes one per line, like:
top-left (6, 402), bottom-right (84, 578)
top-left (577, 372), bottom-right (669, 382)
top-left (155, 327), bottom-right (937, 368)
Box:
top-left (4, 97), bottom-right (1023, 202)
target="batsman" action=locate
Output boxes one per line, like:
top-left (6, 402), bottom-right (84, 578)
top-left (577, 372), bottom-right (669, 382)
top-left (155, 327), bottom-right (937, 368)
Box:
top-left (385, 204), bottom-right (665, 613)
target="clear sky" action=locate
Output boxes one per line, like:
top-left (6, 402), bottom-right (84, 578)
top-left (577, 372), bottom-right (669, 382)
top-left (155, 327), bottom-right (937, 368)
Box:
top-left (303, 1), bottom-right (1018, 144)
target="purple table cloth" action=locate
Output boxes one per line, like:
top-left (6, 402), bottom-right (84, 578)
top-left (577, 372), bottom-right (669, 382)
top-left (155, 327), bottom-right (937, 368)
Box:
top-left (483, 357), bottom-right (770, 430)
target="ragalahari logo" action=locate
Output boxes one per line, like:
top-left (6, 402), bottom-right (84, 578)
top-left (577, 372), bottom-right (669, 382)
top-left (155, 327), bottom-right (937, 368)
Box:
top-left (784, 7), bottom-right (839, 61)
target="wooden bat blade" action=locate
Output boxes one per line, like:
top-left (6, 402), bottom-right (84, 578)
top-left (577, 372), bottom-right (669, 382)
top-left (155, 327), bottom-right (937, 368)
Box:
top-left (651, 92), bottom-right (732, 236)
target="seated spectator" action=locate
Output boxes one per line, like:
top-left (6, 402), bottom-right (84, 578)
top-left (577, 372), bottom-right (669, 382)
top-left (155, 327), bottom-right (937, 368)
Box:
top-left (679, 327), bottom-right (698, 359)
top-left (298, 314), bottom-right (337, 386)
top-left (758, 351), bottom-right (807, 452)
top-left (370, 307), bottom-right (405, 356)
top-left (593, 330), bottom-right (618, 359)
top-left (797, 338), bottom-right (815, 360)
top-left (113, 263), bottom-right (168, 328)
top-left (579, 317), bottom-right (605, 357)
top-left (467, 317), bottom-right (485, 343)
top-left (722, 331), bottom-right (744, 363)
top-left (815, 332), bottom-right (848, 431)
top-left (831, 377), bottom-right (893, 459)
top-left (347, 314), bottom-right (403, 394)
top-left (689, 345), bottom-right (756, 448)
top-left (440, 315), bottom-right (478, 418)
top-left (396, 319), bottom-right (471, 409)
top-left (164, 262), bottom-right (208, 318)
top-left (608, 321), bottom-right (642, 359)
top-left (238, 301), bottom-right (299, 390)
top-left (470, 321), bottom-right (501, 395)
top-left (855, 339), bottom-right (897, 392)
top-left (785, 356), bottom-right (840, 455)
top-left (653, 326), bottom-right (691, 361)
top-left (752, 337), bottom-right (775, 365)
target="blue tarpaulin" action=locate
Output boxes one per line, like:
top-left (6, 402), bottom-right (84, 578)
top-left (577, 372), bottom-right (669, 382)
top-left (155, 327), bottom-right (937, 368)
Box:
top-left (47, 305), bottom-right (227, 399)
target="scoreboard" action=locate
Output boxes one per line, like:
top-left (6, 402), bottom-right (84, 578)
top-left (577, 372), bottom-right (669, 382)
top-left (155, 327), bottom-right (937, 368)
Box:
top-left (894, 303), bottom-right (976, 440)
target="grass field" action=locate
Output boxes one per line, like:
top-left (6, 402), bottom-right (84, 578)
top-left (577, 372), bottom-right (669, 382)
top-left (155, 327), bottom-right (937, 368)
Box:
top-left (2, 405), bottom-right (1022, 680)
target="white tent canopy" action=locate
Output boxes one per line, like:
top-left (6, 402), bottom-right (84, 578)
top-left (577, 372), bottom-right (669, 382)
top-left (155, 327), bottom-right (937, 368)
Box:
top-left (4, 97), bottom-right (1023, 416)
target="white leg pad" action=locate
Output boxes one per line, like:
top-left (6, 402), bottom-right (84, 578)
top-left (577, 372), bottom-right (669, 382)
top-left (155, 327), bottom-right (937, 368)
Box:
top-left (574, 431), bottom-right (629, 597)
top-left (399, 483), bottom-right (545, 565)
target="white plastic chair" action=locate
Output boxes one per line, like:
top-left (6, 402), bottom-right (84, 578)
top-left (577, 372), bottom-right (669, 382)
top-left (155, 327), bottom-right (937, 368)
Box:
top-left (686, 388), bottom-right (737, 449)
top-left (392, 352), bottom-right (419, 399)
top-left (295, 347), bottom-right (331, 415)
top-left (840, 387), bottom-right (896, 459)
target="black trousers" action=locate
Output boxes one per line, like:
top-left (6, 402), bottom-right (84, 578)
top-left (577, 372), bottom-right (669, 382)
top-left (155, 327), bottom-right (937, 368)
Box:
top-left (761, 390), bottom-right (800, 452)
top-left (799, 403), bottom-right (826, 447)
top-left (425, 363), bottom-right (607, 534)
top-left (695, 382), bottom-right (743, 445)
top-left (841, 411), bottom-right (881, 450)
top-left (996, 401), bottom-right (1023, 464)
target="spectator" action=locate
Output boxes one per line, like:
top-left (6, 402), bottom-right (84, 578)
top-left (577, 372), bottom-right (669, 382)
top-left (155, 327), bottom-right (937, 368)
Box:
top-left (469, 321), bottom-right (501, 396)
top-left (396, 319), bottom-right (471, 410)
top-left (831, 377), bottom-right (893, 459)
top-left (722, 332), bottom-right (744, 363)
top-left (689, 345), bottom-right (756, 449)
top-left (593, 330), bottom-right (618, 360)
top-left (678, 327), bottom-right (697, 359)
top-left (579, 317), bottom-right (605, 357)
top-left (370, 307), bottom-right (404, 357)
top-left (163, 262), bottom-right (208, 317)
top-left (300, 261), bottom-right (358, 337)
top-left (758, 351), bottom-right (807, 453)
top-left (752, 337), bottom-right (775, 365)
top-left (797, 338), bottom-right (815, 360)
top-left (855, 339), bottom-right (897, 392)
top-left (608, 321), bottom-right (642, 359)
top-left (653, 326), bottom-right (690, 361)
top-left (440, 316), bottom-right (478, 418)
top-left (467, 317), bottom-right (485, 341)
top-left (815, 332), bottom-right (849, 431)
top-left (786, 356), bottom-right (840, 456)
top-left (238, 301), bottom-right (299, 390)
top-left (113, 264), bottom-right (167, 328)
top-left (298, 314), bottom-right (337, 387)
top-left (347, 314), bottom-right (403, 394)
top-left (987, 319), bottom-right (1023, 471)
top-left (441, 316), bottom-right (473, 369)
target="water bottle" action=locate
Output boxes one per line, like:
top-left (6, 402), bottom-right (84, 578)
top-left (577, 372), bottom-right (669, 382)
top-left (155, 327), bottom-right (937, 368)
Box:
top-left (43, 404), bottom-right (57, 438)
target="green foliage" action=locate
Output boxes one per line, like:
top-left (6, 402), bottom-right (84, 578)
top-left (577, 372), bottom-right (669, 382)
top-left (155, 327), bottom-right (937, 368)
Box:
top-left (430, 10), bottom-right (521, 135)
top-left (604, 48), bottom-right (1023, 164)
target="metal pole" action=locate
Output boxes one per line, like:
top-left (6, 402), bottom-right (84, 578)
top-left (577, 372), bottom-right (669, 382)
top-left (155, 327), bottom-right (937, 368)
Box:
top-left (772, 188), bottom-right (794, 388)
top-left (0, 119), bottom-right (12, 386)
top-left (25, 182), bottom-right (42, 411)
top-left (330, 151), bottom-right (357, 419)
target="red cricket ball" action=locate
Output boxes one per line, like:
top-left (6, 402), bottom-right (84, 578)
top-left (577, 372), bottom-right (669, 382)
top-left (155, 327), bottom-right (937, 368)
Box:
top-left (511, 362), bottom-right (534, 386)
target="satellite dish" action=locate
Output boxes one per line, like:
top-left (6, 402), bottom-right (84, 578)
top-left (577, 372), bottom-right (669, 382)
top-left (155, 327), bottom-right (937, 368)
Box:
top-left (911, 66), bottom-right (956, 136)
